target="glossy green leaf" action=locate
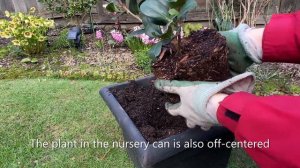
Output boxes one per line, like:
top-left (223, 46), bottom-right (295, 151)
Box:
top-left (169, 0), bottom-right (186, 8)
top-left (149, 41), bottom-right (162, 58)
top-left (142, 16), bottom-right (162, 37)
top-left (106, 2), bottom-right (119, 13)
top-left (140, 0), bottom-right (171, 25)
top-left (130, 29), bottom-right (146, 36)
top-left (178, 0), bottom-right (197, 19)
top-left (126, 0), bottom-right (139, 15)
top-left (168, 9), bottom-right (179, 16)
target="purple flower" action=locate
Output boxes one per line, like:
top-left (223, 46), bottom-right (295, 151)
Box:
top-left (96, 30), bottom-right (104, 40)
top-left (110, 30), bottom-right (124, 43)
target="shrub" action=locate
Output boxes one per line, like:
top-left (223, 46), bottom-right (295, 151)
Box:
top-left (51, 29), bottom-right (74, 50)
top-left (0, 8), bottom-right (55, 55)
top-left (125, 36), bottom-right (148, 53)
top-left (38, 0), bottom-right (98, 26)
top-left (183, 23), bottom-right (203, 37)
top-left (0, 46), bottom-right (10, 59)
top-left (133, 48), bottom-right (152, 73)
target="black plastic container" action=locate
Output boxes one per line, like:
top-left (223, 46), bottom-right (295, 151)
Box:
top-left (100, 76), bottom-right (234, 168)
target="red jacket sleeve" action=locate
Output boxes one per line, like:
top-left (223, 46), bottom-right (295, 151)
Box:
top-left (263, 10), bottom-right (300, 63)
top-left (217, 11), bottom-right (300, 167)
top-left (217, 93), bottom-right (300, 168)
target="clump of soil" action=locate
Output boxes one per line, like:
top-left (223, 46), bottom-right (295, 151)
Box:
top-left (153, 29), bottom-right (231, 81)
top-left (111, 81), bottom-right (188, 143)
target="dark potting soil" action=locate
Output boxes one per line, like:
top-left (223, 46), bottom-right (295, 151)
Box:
top-left (153, 29), bottom-right (231, 81)
top-left (111, 81), bottom-right (188, 143)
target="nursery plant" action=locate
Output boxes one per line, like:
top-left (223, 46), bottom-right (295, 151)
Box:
top-left (137, 0), bottom-right (230, 81)
top-left (0, 8), bottom-right (55, 55)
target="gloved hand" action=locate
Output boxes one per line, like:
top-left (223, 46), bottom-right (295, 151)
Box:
top-left (155, 72), bottom-right (255, 130)
top-left (220, 24), bottom-right (264, 75)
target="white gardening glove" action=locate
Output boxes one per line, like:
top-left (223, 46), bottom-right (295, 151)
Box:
top-left (154, 72), bottom-right (255, 130)
top-left (220, 24), bottom-right (264, 75)
top-left (238, 24), bottom-right (264, 64)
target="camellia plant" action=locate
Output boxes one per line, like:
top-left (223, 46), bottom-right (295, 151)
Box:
top-left (139, 0), bottom-right (198, 57)
top-left (0, 8), bottom-right (55, 55)
top-left (105, 0), bottom-right (198, 58)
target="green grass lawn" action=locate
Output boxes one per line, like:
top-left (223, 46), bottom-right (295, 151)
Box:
top-left (0, 79), bottom-right (132, 167)
top-left (0, 78), bottom-right (256, 167)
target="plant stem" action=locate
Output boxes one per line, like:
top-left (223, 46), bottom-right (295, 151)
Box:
top-left (117, 0), bottom-right (142, 22)
top-left (177, 22), bottom-right (183, 55)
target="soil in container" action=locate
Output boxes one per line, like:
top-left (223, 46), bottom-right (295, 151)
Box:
top-left (111, 82), bottom-right (187, 143)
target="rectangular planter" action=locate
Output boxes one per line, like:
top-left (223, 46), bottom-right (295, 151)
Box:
top-left (100, 76), bottom-right (234, 168)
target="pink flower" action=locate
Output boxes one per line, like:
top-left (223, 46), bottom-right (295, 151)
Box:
top-left (132, 26), bottom-right (159, 45)
top-left (138, 33), bottom-right (159, 45)
top-left (96, 30), bottom-right (104, 40)
top-left (110, 30), bottom-right (124, 43)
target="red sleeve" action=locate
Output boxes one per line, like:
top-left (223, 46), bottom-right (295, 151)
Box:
top-left (217, 92), bottom-right (300, 167)
top-left (263, 10), bottom-right (300, 63)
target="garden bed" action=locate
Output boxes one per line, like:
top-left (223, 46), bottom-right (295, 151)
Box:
top-left (0, 30), bottom-right (146, 81)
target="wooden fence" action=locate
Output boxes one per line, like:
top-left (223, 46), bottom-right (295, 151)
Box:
top-left (0, 0), bottom-right (300, 26)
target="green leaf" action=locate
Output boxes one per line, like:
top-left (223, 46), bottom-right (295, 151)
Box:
top-left (108, 40), bottom-right (116, 45)
top-left (130, 29), bottom-right (146, 36)
top-left (178, 0), bottom-right (197, 19)
top-left (140, 0), bottom-right (171, 25)
top-left (169, 0), bottom-right (186, 8)
top-left (106, 2), bottom-right (119, 13)
top-left (31, 58), bottom-right (38, 63)
top-left (21, 58), bottom-right (31, 63)
top-left (139, 0), bottom-right (146, 7)
top-left (168, 9), bottom-right (179, 16)
top-left (127, 0), bottom-right (139, 15)
top-left (159, 26), bottom-right (174, 40)
top-left (142, 16), bottom-right (162, 38)
top-left (149, 41), bottom-right (162, 58)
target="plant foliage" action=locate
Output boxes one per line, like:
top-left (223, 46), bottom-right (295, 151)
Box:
top-left (38, 0), bottom-right (98, 26)
top-left (39, 0), bottom-right (98, 18)
top-left (0, 8), bottom-right (55, 55)
top-left (183, 23), bottom-right (203, 37)
top-left (139, 0), bottom-right (198, 57)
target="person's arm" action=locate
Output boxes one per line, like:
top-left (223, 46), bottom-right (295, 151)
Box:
top-left (217, 93), bottom-right (300, 168)
top-left (221, 10), bottom-right (300, 74)
top-left (216, 11), bottom-right (300, 167)
top-left (263, 10), bottom-right (300, 63)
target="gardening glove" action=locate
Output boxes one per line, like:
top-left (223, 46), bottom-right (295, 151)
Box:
top-left (154, 72), bottom-right (255, 130)
top-left (220, 24), bottom-right (263, 75)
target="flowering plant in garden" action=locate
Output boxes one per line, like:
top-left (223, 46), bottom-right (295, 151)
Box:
top-left (133, 26), bottom-right (159, 45)
top-left (0, 7), bottom-right (55, 55)
top-left (96, 30), bottom-right (104, 40)
top-left (110, 30), bottom-right (124, 43)
top-left (95, 30), bottom-right (105, 49)
top-left (138, 0), bottom-right (197, 57)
